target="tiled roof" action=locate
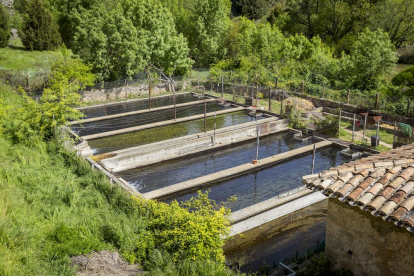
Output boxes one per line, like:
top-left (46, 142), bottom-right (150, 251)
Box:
top-left (302, 144), bottom-right (414, 232)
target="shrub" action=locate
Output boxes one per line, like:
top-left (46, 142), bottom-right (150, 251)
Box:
top-left (0, 4), bottom-right (11, 47)
top-left (20, 0), bottom-right (61, 51)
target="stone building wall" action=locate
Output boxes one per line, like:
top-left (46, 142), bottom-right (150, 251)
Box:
top-left (325, 198), bottom-right (414, 276)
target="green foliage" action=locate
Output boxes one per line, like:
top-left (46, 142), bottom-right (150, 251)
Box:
top-left (0, 5), bottom-right (11, 48)
top-left (0, 83), bottom-right (233, 275)
top-left (392, 66), bottom-right (414, 98)
top-left (316, 115), bottom-right (339, 138)
top-left (341, 29), bottom-right (398, 90)
top-left (71, 0), bottom-right (192, 81)
top-left (144, 250), bottom-right (240, 276)
top-left (20, 0), bottom-right (62, 51)
top-left (232, 0), bottom-right (268, 20)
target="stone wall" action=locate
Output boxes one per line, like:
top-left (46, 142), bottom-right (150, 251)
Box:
top-left (325, 198), bottom-right (414, 276)
top-left (81, 83), bottom-right (174, 102)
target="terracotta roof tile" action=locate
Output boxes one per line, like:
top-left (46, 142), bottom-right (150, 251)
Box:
top-left (398, 181), bottom-right (414, 194)
top-left (302, 144), bottom-right (414, 232)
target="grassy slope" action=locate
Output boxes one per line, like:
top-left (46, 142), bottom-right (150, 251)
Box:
top-left (0, 39), bottom-right (64, 75)
top-left (0, 85), bottom-right (234, 275)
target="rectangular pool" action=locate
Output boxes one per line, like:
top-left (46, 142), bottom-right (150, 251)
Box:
top-left (73, 101), bottom-right (230, 136)
top-left (164, 146), bottom-right (351, 211)
top-left (79, 93), bottom-right (202, 119)
top-left (88, 110), bottom-right (266, 155)
top-left (118, 131), bottom-right (313, 193)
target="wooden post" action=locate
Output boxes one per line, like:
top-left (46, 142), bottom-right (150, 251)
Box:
top-left (322, 84), bottom-right (325, 98)
top-left (204, 100), bottom-right (207, 133)
top-left (347, 89), bottom-right (350, 104)
top-left (301, 80), bottom-right (304, 94)
top-left (338, 109), bottom-right (342, 138)
top-left (311, 144), bottom-right (316, 174)
top-left (393, 121), bottom-right (397, 148)
top-left (352, 113), bottom-right (356, 143)
top-left (375, 93), bottom-right (379, 110)
top-left (407, 99), bottom-right (410, 116)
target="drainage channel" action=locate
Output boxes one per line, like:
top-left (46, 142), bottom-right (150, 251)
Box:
top-left (162, 146), bottom-right (352, 212)
top-left (78, 92), bottom-right (202, 119)
top-left (88, 110), bottom-right (267, 155)
top-left (72, 101), bottom-right (231, 137)
top-left (118, 131), bottom-right (313, 193)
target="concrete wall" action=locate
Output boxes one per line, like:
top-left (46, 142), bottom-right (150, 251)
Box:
top-left (99, 118), bottom-right (288, 172)
top-left (81, 83), bottom-right (175, 102)
top-left (325, 198), bottom-right (414, 276)
top-left (224, 198), bottom-right (328, 272)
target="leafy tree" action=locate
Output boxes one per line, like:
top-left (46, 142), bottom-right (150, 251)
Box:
top-left (72, 0), bottom-right (192, 81)
top-left (232, 0), bottom-right (268, 20)
top-left (0, 4), bottom-right (11, 48)
top-left (392, 66), bottom-right (414, 98)
top-left (369, 0), bottom-right (414, 48)
top-left (19, 0), bottom-right (62, 51)
top-left (341, 28), bottom-right (397, 90)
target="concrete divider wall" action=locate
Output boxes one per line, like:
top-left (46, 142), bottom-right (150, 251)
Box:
top-left (100, 118), bottom-right (288, 172)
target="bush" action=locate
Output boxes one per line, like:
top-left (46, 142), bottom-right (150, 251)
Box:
top-left (20, 0), bottom-right (61, 51)
top-left (0, 4), bottom-right (11, 47)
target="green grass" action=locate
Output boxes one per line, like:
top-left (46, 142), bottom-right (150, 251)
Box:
top-left (0, 84), bottom-right (236, 275)
top-left (339, 128), bottom-right (391, 152)
top-left (0, 39), bottom-right (65, 75)
top-left (366, 129), bottom-right (394, 144)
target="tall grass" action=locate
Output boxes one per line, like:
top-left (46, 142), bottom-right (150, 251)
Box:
top-left (0, 84), bottom-right (237, 275)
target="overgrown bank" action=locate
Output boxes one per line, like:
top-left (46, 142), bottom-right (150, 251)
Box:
top-left (0, 84), bottom-right (237, 275)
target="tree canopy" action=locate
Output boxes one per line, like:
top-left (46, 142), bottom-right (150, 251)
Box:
top-left (0, 4), bottom-right (11, 48)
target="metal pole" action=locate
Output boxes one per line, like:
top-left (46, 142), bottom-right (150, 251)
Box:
top-left (362, 114), bottom-right (367, 145)
top-left (393, 121), bottom-right (397, 148)
top-left (352, 113), bottom-right (356, 143)
top-left (311, 144), bottom-right (316, 174)
top-left (148, 81), bottom-right (151, 110)
top-left (174, 90), bottom-right (177, 121)
top-left (255, 125), bottom-right (260, 161)
top-left (214, 112), bottom-right (217, 144)
top-left (204, 100), bottom-right (207, 133)
top-left (269, 88), bottom-right (272, 112)
top-left (232, 79), bottom-right (235, 102)
top-left (338, 109), bottom-right (342, 138)
top-left (221, 75), bottom-right (224, 98)
top-left (376, 118), bottom-right (380, 148)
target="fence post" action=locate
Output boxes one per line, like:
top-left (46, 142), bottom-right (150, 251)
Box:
top-left (375, 93), bottom-right (379, 110)
top-left (338, 109), bottom-right (342, 138)
top-left (407, 99), bottom-right (410, 116)
top-left (347, 89), bottom-right (350, 104)
top-left (311, 144), bottom-right (316, 174)
top-left (322, 84), bottom-right (325, 98)
top-left (375, 118), bottom-right (380, 148)
top-left (255, 125), bottom-right (260, 162)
